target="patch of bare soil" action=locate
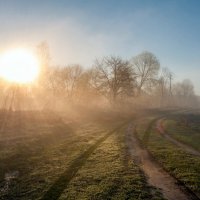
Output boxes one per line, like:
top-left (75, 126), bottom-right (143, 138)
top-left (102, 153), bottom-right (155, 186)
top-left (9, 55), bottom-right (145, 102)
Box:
top-left (126, 124), bottom-right (194, 200)
top-left (156, 119), bottom-right (200, 157)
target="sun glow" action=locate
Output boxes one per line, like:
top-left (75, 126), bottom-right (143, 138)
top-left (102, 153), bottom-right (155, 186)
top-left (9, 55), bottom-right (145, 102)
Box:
top-left (0, 48), bottom-right (40, 84)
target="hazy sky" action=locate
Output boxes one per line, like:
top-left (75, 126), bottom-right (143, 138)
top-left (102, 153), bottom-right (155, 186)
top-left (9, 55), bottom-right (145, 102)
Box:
top-left (0, 0), bottom-right (200, 93)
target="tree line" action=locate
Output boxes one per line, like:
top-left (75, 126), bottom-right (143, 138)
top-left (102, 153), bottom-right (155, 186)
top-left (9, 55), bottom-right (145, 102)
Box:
top-left (36, 42), bottom-right (198, 110)
top-left (0, 42), bottom-right (198, 111)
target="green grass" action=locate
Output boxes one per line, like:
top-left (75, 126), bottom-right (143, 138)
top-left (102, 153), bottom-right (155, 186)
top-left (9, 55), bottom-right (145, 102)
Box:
top-left (0, 111), bottom-right (111, 200)
top-left (163, 114), bottom-right (200, 151)
top-left (136, 114), bottom-right (200, 197)
top-left (0, 110), bottom-right (162, 200)
top-left (59, 126), bottom-right (163, 200)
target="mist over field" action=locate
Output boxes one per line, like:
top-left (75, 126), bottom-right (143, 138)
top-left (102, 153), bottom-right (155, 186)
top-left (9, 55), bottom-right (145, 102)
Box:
top-left (0, 1), bottom-right (200, 200)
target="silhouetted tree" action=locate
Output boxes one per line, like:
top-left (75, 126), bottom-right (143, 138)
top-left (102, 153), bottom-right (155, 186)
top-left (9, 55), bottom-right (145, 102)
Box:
top-left (60, 65), bottom-right (83, 99)
top-left (131, 51), bottom-right (160, 95)
top-left (173, 79), bottom-right (197, 106)
top-left (36, 41), bottom-right (51, 74)
top-left (156, 67), bottom-right (174, 106)
top-left (93, 56), bottom-right (136, 102)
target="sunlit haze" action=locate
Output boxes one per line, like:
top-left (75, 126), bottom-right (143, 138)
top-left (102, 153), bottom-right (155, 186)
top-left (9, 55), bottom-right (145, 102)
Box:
top-left (0, 48), bottom-right (39, 83)
top-left (0, 0), bottom-right (199, 93)
top-left (0, 1), bottom-right (200, 200)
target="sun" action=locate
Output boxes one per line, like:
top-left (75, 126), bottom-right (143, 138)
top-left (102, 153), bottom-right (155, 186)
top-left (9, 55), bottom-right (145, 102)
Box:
top-left (0, 48), bottom-right (40, 84)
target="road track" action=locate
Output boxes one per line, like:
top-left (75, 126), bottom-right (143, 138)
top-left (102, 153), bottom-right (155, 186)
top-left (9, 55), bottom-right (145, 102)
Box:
top-left (126, 123), bottom-right (198, 200)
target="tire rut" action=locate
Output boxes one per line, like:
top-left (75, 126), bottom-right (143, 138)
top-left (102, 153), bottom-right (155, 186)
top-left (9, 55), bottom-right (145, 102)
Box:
top-left (126, 123), bottom-right (197, 200)
top-left (156, 119), bottom-right (200, 157)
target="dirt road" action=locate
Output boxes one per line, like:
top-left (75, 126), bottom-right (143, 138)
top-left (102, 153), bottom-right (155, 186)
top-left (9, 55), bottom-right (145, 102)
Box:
top-left (156, 119), bottom-right (200, 157)
top-left (126, 124), bottom-right (196, 200)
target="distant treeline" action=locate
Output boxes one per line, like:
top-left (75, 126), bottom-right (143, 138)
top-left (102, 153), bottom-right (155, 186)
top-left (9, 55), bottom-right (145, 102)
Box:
top-left (0, 42), bottom-right (199, 111)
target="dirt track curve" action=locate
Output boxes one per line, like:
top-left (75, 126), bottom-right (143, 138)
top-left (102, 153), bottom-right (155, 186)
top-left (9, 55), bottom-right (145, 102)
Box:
top-left (156, 119), bottom-right (200, 157)
top-left (126, 123), bottom-right (196, 200)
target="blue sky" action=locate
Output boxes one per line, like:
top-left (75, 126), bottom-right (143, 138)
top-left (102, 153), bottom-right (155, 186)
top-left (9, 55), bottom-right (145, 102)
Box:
top-left (0, 0), bottom-right (200, 93)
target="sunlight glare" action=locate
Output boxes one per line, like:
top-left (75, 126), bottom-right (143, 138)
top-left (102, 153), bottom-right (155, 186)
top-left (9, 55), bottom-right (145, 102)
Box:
top-left (0, 48), bottom-right (40, 83)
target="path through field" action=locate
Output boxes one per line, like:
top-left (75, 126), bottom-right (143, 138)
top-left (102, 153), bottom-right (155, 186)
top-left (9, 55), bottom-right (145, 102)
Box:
top-left (126, 123), bottom-right (195, 200)
top-left (156, 119), bottom-right (200, 157)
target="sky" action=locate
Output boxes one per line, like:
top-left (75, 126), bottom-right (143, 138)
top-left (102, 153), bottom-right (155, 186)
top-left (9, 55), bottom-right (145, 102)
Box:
top-left (0, 0), bottom-right (200, 93)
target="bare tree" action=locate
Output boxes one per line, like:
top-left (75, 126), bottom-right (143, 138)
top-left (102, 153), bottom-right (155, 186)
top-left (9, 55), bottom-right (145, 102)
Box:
top-left (157, 67), bottom-right (174, 106)
top-left (36, 41), bottom-right (52, 96)
top-left (173, 79), bottom-right (197, 107)
top-left (60, 65), bottom-right (83, 99)
top-left (174, 79), bottom-right (194, 97)
top-left (93, 56), bottom-right (136, 102)
top-left (36, 41), bottom-right (51, 73)
top-left (75, 69), bottom-right (95, 102)
top-left (161, 67), bottom-right (173, 95)
top-left (131, 51), bottom-right (160, 95)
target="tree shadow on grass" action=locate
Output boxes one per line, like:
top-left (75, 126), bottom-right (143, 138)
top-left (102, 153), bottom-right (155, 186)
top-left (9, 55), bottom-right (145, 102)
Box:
top-left (40, 122), bottom-right (129, 200)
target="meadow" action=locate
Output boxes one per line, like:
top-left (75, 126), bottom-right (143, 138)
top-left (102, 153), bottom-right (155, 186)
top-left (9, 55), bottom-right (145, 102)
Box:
top-left (0, 109), bottom-right (199, 200)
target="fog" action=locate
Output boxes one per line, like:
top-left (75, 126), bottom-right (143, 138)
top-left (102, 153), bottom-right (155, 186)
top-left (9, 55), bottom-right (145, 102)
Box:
top-left (0, 42), bottom-right (199, 115)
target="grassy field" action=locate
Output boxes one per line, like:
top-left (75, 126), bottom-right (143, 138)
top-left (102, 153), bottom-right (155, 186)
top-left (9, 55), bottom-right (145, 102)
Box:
top-left (58, 125), bottom-right (166, 200)
top-left (0, 111), bottom-right (111, 200)
top-left (163, 113), bottom-right (200, 151)
top-left (135, 111), bottom-right (200, 197)
top-left (0, 110), bottom-right (163, 200)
